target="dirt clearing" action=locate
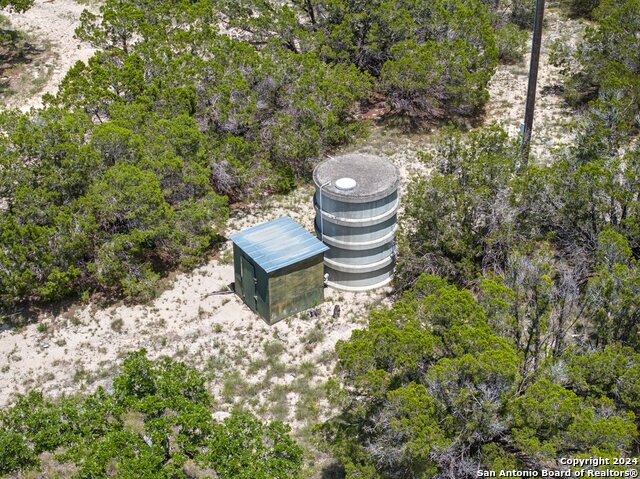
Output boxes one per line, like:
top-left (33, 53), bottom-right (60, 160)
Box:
top-left (1, 0), bottom-right (96, 110)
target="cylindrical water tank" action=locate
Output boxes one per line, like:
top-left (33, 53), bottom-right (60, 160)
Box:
top-left (313, 154), bottom-right (400, 291)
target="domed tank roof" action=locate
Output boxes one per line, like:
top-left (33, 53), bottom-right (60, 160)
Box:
top-left (313, 154), bottom-right (399, 202)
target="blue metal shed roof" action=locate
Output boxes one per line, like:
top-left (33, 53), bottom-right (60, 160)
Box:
top-left (230, 216), bottom-right (329, 273)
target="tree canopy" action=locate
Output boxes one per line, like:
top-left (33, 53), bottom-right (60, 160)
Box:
top-left (0, 350), bottom-right (303, 478)
top-left (322, 275), bottom-right (639, 478)
top-left (338, 3), bottom-right (640, 462)
top-left (0, 0), bottom-right (33, 13)
top-left (218, 0), bottom-right (504, 119)
top-left (3, 0), bottom-right (640, 477)
top-left (0, 107), bottom-right (229, 302)
top-left (553, 0), bottom-right (640, 127)
top-left (0, 0), bottom-right (532, 306)
top-left (0, 0), bottom-right (373, 305)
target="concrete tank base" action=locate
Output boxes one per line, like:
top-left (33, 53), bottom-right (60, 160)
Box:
top-left (313, 154), bottom-right (400, 291)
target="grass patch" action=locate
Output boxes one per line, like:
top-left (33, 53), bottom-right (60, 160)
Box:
top-left (302, 324), bottom-right (325, 350)
top-left (267, 384), bottom-right (291, 421)
top-left (265, 360), bottom-right (287, 379)
top-left (222, 369), bottom-right (261, 404)
top-left (295, 394), bottom-right (321, 422)
top-left (263, 340), bottom-right (285, 357)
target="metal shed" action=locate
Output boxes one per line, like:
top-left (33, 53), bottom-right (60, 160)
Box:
top-left (230, 216), bottom-right (329, 324)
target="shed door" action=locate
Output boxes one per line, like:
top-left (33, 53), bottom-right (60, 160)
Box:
top-left (241, 256), bottom-right (257, 311)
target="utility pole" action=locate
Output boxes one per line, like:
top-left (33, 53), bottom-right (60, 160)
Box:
top-left (521, 0), bottom-right (547, 164)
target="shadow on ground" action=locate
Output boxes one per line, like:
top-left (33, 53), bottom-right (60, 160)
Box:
top-left (0, 28), bottom-right (44, 94)
top-left (321, 461), bottom-right (346, 479)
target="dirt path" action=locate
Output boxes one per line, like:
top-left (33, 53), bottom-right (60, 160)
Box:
top-left (2, 0), bottom-right (97, 110)
top-left (484, 8), bottom-right (584, 163)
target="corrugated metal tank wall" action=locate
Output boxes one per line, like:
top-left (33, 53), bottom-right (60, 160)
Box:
top-left (313, 154), bottom-right (399, 291)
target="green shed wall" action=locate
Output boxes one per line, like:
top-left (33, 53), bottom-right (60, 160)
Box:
top-left (268, 253), bottom-right (325, 323)
top-left (233, 244), bottom-right (269, 320)
top-left (233, 245), bottom-right (325, 324)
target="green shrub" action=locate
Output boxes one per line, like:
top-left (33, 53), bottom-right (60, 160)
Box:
top-left (496, 23), bottom-right (528, 64)
top-left (0, 351), bottom-right (305, 477)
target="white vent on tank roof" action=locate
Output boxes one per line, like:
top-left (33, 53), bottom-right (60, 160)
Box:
top-left (335, 177), bottom-right (356, 190)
